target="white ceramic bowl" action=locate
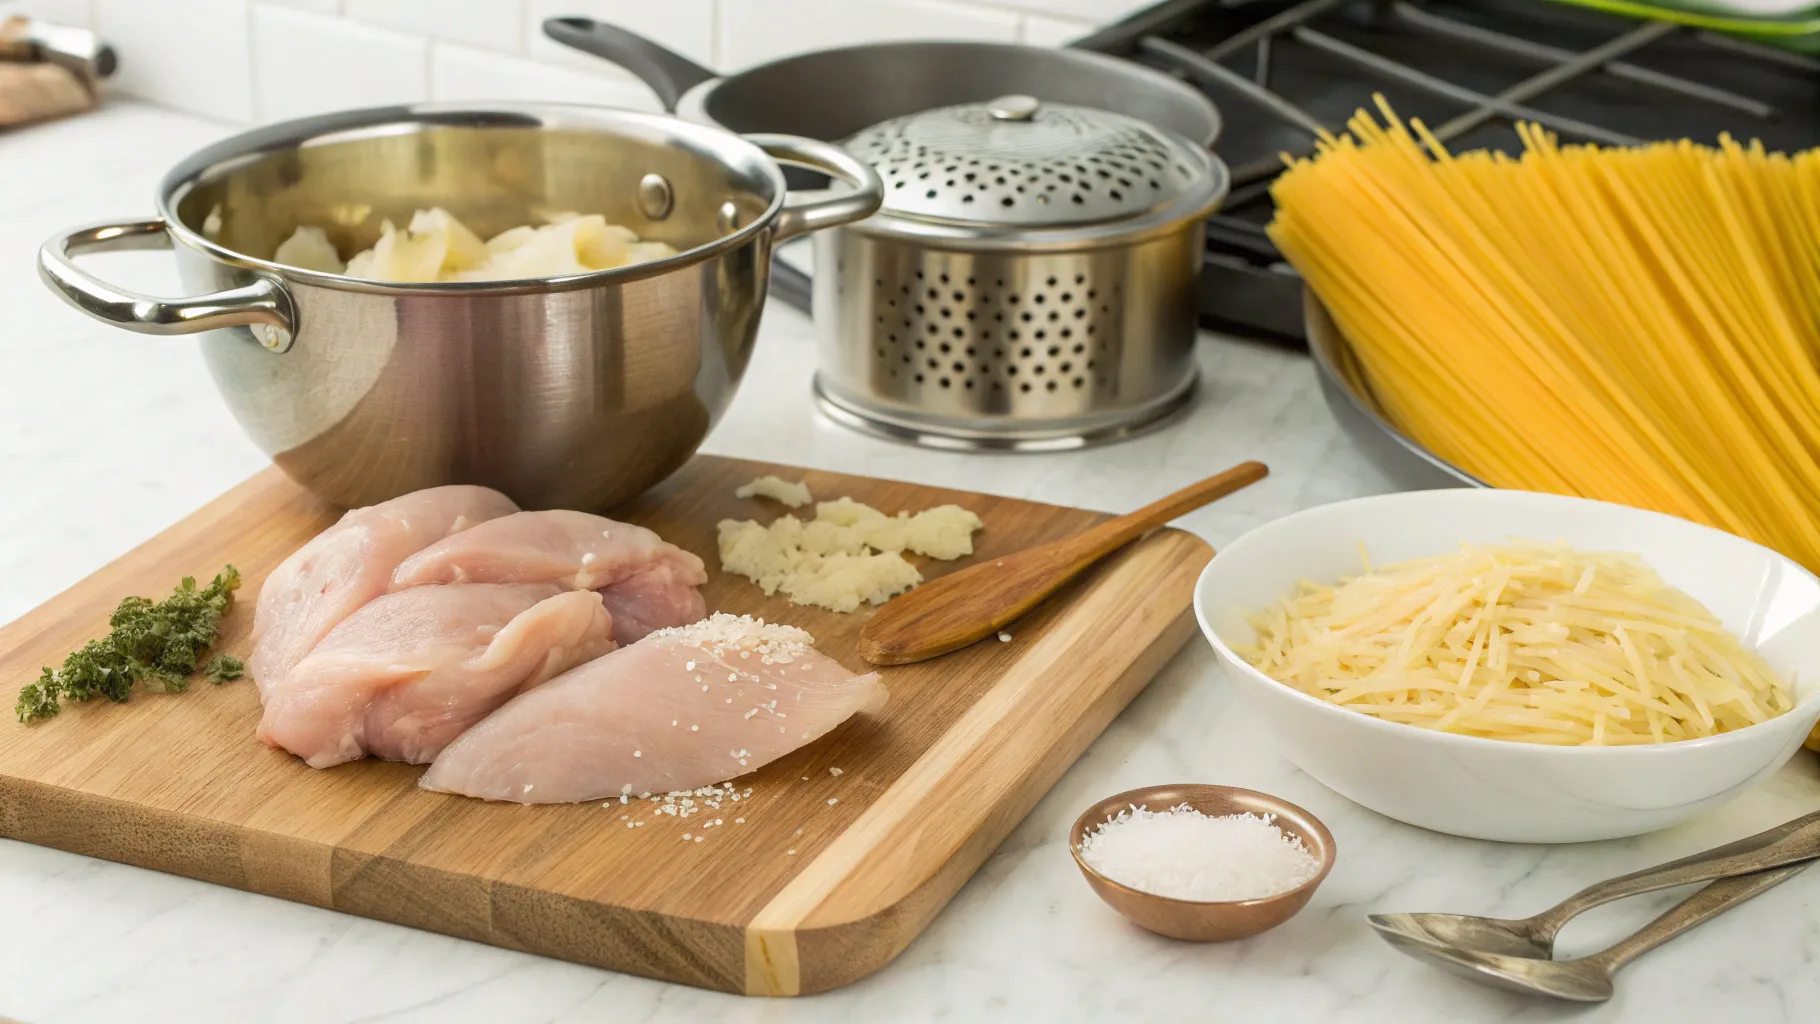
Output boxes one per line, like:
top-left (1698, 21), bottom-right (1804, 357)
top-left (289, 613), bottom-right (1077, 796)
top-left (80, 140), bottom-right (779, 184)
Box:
top-left (1195, 490), bottom-right (1820, 843)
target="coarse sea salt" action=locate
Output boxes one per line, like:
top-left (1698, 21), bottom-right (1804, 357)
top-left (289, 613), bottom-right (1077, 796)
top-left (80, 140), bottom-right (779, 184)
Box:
top-left (1078, 804), bottom-right (1319, 902)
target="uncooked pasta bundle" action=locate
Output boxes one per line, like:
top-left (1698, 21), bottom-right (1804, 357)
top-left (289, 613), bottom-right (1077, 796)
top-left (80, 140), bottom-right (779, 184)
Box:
top-left (1268, 99), bottom-right (1820, 577)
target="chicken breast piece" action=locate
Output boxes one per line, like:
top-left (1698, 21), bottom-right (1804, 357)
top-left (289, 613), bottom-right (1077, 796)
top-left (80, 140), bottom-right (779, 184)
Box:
top-left (250, 485), bottom-right (520, 699)
top-left (258, 584), bottom-right (616, 769)
top-left (421, 613), bottom-right (885, 804)
top-left (389, 509), bottom-right (708, 644)
top-left (597, 558), bottom-right (713, 644)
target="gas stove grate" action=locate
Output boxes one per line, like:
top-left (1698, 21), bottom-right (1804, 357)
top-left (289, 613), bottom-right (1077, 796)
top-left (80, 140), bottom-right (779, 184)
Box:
top-left (1075, 0), bottom-right (1820, 342)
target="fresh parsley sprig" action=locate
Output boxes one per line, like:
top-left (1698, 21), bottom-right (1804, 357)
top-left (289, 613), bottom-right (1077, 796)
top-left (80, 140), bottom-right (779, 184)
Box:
top-left (16, 566), bottom-right (242, 723)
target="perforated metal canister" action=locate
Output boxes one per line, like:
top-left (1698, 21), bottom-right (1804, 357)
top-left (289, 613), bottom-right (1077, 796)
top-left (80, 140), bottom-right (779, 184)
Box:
top-left (812, 95), bottom-right (1228, 450)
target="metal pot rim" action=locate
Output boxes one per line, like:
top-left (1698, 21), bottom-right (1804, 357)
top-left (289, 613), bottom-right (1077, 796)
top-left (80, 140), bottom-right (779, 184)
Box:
top-left (153, 101), bottom-right (792, 296)
top-left (672, 40), bottom-right (1225, 151)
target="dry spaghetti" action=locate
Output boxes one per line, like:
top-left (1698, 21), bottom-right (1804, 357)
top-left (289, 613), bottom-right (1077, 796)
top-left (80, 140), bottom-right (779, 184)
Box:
top-left (1268, 100), bottom-right (1820, 577)
top-left (1241, 542), bottom-right (1793, 746)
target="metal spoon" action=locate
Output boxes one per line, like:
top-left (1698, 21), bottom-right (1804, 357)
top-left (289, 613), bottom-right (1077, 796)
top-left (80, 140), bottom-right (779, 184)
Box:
top-left (1375, 861), bottom-right (1810, 1001)
top-left (1370, 808), bottom-right (1820, 958)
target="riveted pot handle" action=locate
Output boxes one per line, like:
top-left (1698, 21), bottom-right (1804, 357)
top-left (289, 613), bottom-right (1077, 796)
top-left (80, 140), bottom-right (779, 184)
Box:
top-left (748, 135), bottom-right (884, 243)
top-left (39, 218), bottom-right (298, 353)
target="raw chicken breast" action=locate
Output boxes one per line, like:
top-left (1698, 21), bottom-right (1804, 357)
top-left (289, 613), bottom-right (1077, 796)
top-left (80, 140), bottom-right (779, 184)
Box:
top-left (258, 584), bottom-right (616, 769)
top-left (250, 485), bottom-right (519, 699)
top-left (597, 559), bottom-right (713, 643)
top-left (389, 510), bottom-right (708, 644)
top-left (422, 613), bottom-right (885, 804)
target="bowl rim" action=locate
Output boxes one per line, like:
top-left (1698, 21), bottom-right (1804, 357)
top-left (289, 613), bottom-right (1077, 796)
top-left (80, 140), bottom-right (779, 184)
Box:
top-left (1068, 783), bottom-right (1336, 909)
top-left (1194, 488), bottom-right (1820, 759)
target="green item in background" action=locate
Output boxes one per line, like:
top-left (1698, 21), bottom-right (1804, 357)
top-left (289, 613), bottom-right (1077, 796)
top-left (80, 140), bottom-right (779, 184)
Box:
top-left (1641, 0), bottom-right (1818, 18)
top-left (1544, 0), bottom-right (1820, 51)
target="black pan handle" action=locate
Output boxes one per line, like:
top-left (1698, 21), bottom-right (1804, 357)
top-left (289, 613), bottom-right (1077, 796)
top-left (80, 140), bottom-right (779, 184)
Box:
top-left (541, 17), bottom-right (716, 113)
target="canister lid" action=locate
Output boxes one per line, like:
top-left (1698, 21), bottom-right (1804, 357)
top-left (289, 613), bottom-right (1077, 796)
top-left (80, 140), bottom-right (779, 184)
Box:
top-left (846, 95), bottom-right (1208, 227)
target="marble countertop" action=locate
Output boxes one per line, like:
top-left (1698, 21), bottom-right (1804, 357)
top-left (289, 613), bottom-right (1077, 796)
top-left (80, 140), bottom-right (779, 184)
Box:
top-left (3, 100), bottom-right (1818, 1024)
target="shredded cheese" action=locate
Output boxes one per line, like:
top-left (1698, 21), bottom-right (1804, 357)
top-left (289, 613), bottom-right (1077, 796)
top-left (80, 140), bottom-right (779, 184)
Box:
top-left (1242, 541), bottom-right (1795, 745)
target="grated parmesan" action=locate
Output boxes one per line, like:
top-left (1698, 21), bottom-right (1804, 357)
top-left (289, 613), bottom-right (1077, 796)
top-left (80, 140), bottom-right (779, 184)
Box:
top-left (1078, 804), bottom-right (1320, 902)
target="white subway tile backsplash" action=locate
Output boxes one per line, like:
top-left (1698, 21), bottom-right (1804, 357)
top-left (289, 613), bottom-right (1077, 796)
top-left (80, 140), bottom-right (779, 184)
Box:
top-left (718, 0), bottom-right (1019, 71)
top-left (524, 0), bottom-right (716, 78)
top-left (990, 0), bottom-right (1150, 20)
top-left (0, 0), bottom-right (91, 27)
top-left (251, 3), bottom-right (428, 122)
top-left (93, 0), bottom-right (254, 123)
top-left (347, 0), bottom-right (523, 53)
top-left (431, 41), bottom-right (660, 110)
top-left (1019, 12), bottom-right (1093, 47)
top-left (89, 0), bottom-right (1138, 125)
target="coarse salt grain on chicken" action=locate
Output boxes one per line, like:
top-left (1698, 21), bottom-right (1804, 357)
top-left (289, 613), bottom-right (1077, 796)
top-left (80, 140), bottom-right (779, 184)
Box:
top-left (421, 613), bottom-right (885, 804)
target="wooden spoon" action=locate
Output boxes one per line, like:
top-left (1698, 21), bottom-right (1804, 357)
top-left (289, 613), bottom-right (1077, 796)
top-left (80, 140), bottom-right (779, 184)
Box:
top-left (857, 460), bottom-right (1269, 666)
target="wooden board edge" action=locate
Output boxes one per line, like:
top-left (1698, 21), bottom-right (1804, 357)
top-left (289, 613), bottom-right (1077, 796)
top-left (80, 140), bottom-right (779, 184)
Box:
top-left (0, 770), bottom-right (339, 908)
top-left (0, 772), bottom-right (757, 993)
top-left (742, 527), bottom-right (1213, 995)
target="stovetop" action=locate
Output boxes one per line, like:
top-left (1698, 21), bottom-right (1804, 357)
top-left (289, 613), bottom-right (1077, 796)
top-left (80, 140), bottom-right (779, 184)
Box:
top-left (1076, 0), bottom-right (1820, 343)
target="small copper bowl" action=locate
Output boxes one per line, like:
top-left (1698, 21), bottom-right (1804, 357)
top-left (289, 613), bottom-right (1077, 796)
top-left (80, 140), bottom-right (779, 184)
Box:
top-left (1069, 784), bottom-right (1336, 942)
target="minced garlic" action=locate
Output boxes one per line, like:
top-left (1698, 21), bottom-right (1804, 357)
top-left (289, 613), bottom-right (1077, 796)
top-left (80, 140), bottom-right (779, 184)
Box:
top-left (735, 475), bottom-right (814, 508)
top-left (717, 492), bottom-right (984, 613)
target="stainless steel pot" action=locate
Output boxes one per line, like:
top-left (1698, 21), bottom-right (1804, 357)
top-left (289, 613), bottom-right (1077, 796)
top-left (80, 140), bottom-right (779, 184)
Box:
top-left (541, 18), bottom-right (1224, 309)
top-left (39, 103), bottom-right (881, 510)
top-left (811, 96), bottom-right (1230, 450)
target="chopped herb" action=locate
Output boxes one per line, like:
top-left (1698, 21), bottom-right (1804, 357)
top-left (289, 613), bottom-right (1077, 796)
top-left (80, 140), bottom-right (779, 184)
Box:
top-left (204, 654), bottom-right (245, 683)
top-left (16, 670), bottom-right (60, 722)
top-left (15, 566), bottom-right (242, 723)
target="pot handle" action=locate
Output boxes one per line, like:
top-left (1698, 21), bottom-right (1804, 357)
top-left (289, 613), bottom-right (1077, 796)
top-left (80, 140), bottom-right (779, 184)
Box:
top-left (747, 135), bottom-right (884, 244)
top-left (38, 218), bottom-right (297, 353)
top-left (541, 17), bottom-right (716, 113)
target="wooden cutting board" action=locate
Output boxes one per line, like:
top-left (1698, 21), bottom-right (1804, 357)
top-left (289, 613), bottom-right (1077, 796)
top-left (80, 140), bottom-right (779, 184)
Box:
top-left (0, 457), bottom-right (1211, 995)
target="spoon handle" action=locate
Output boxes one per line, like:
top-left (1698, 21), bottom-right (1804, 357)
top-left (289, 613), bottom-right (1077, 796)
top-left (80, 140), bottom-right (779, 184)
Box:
top-left (1068, 460), bottom-right (1271, 558)
top-left (1584, 860), bottom-right (1813, 974)
top-left (857, 460), bottom-right (1268, 666)
top-left (1535, 808), bottom-right (1820, 937)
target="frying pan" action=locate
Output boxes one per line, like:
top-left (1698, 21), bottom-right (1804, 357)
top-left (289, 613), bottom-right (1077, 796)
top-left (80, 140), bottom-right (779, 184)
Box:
top-left (543, 18), bottom-right (1224, 307)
